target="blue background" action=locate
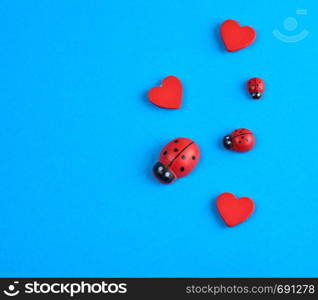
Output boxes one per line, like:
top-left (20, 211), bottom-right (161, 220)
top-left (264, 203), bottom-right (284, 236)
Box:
top-left (0, 0), bottom-right (317, 277)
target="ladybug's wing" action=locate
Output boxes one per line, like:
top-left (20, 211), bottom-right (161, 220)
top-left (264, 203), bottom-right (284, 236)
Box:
top-left (234, 128), bottom-right (252, 135)
top-left (159, 137), bottom-right (192, 166)
top-left (170, 143), bottom-right (200, 178)
top-left (258, 80), bottom-right (265, 92)
top-left (232, 133), bottom-right (254, 152)
top-left (248, 80), bottom-right (255, 93)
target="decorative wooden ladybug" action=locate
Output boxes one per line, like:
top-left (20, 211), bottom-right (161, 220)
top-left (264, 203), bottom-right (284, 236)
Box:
top-left (223, 129), bottom-right (255, 152)
top-left (247, 77), bottom-right (264, 99)
top-left (153, 137), bottom-right (200, 184)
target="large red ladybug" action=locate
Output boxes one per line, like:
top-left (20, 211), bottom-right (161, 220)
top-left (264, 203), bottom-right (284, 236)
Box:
top-left (247, 77), bottom-right (264, 99)
top-left (223, 129), bottom-right (255, 152)
top-left (153, 137), bottom-right (200, 184)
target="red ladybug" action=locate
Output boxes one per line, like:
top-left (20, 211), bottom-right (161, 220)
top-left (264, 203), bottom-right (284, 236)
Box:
top-left (223, 129), bottom-right (255, 152)
top-left (153, 137), bottom-right (200, 184)
top-left (247, 77), bottom-right (264, 99)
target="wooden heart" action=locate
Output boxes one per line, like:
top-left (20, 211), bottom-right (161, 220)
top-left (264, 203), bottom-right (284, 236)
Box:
top-left (148, 76), bottom-right (182, 109)
top-left (216, 192), bottom-right (254, 227)
top-left (220, 20), bottom-right (256, 52)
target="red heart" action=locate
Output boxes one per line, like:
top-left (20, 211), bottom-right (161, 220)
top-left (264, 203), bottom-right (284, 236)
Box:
top-left (216, 192), bottom-right (254, 227)
top-left (148, 76), bottom-right (182, 109)
top-left (220, 20), bottom-right (256, 52)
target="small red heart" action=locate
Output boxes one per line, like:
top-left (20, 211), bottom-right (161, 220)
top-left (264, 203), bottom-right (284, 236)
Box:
top-left (220, 20), bottom-right (256, 52)
top-left (148, 76), bottom-right (182, 109)
top-left (216, 192), bottom-right (254, 227)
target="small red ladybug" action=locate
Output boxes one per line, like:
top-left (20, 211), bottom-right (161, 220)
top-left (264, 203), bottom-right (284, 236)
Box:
top-left (153, 137), bottom-right (200, 184)
top-left (247, 77), bottom-right (265, 99)
top-left (223, 129), bottom-right (255, 152)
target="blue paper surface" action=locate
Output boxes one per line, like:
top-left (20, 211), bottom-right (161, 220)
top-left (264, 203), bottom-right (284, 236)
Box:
top-left (0, 0), bottom-right (317, 277)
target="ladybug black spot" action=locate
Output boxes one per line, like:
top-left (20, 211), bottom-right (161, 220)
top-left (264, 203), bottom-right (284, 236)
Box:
top-left (240, 131), bottom-right (243, 133)
top-left (192, 156), bottom-right (196, 160)
top-left (174, 140), bottom-right (179, 143)
top-left (180, 167), bottom-right (184, 172)
top-left (241, 136), bottom-right (244, 139)
top-left (246, 139), bottom-right (249, 142)
top-left (174, 148), bottom-right (178, 152)
top-left (239, 141), bottom-right (242, 143)
top-left (181, 155), bottom-right (186, 160)
top-left (163, 151), bottom-right (167, 155)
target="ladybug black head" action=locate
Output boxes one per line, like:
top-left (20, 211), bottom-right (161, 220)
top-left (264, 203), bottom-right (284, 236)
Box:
top-left (251, 92), bottom-right (262, 99)
top-left (153, 162), bottom-right (175, 184)
top-left (223, 135), bottom-right (232, 150)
